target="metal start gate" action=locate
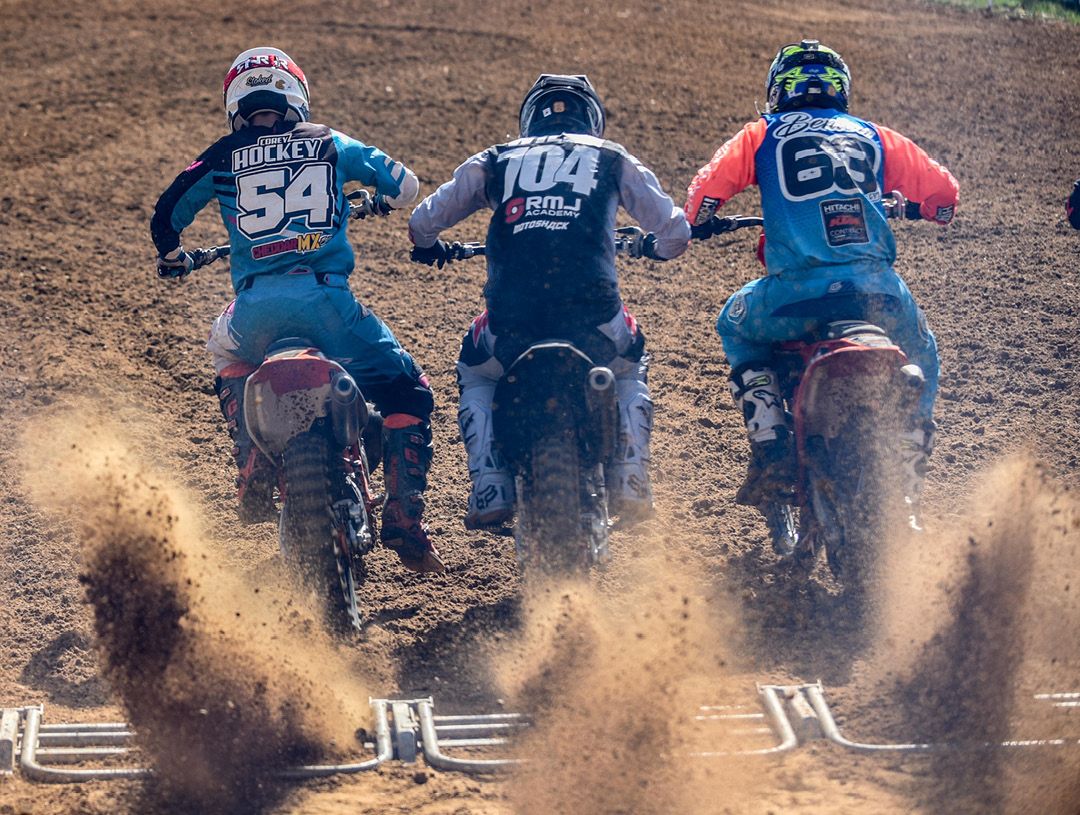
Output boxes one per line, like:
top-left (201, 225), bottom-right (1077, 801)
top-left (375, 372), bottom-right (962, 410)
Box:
top-left (3, 684), bottom-right (1079, 782)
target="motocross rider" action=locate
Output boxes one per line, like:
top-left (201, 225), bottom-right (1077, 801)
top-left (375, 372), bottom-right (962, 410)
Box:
top-left (150, 46), bottom-right (444, 573)
top-left (684, 40), bottom-right (959, 528)
top-left (408, 74), bottom-right (691, 529)
top-left (1068, 180), bottom-right (1080, 229)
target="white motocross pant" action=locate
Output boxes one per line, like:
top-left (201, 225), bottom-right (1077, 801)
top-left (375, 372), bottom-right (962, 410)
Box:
top-left (456, 307), bottom-right (654, 525)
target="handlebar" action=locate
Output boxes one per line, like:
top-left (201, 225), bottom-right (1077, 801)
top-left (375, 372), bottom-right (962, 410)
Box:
top-left (189, 245), bottom-right (231, 270)
top-left (346, 188), bottom-right (392, 220)
top-left (692, 190), bottom-right (923, 242)
top-left (440, 228), bottom-right (654, 263)
top-left (446, 242), bottom-right (487, 261)
top-left (177, 189), bottom-right (386, 278)
top-left (693, 215), bottom-right (764, 240)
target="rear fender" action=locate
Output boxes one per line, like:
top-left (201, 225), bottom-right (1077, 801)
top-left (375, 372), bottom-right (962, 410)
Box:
top-left (245, 344), bottom-right (357, 457)
top-left (492, 342), bottom-right (608, 471)
top-left (792, 337), bottom-right (921, 479)
top-left (795, 341), bottom-right (904, 439)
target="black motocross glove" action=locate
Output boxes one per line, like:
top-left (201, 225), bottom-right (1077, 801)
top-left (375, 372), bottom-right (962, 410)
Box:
top-left (372, 195), bottom-right (394, 217)
top-left (617, 227), bottom-right (665, 260)
top-left (1068, 179), bottom-right (1080, 230)
top-left (156, 248), bottom-right (195, 279)
top-left (690, 220), bottom-right (715, 241)
top-left (691, 216), bottom-right (741, 240)
top-left (640, 232), bottom-right (663, 260)
top-left (410, 240), bottom-right (453, 268)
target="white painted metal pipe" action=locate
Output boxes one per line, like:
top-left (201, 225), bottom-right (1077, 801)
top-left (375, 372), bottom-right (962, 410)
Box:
top-left (0, 709), bottom-right (18, 775)
top-left (804, 684), bottom-right (936, 753)
top-left (279, 699), bottom-right (393, 778)
top-left (417, 699), bottom-right (522, 772)
top-left (19, 708), bottom-right (151, 782)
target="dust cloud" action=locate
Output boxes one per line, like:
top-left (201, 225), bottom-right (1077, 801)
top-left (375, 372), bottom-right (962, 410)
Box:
top-left (22, 409), bottom-right (374, 814)
top-left (494, 541), bottom-right (768, 815)
top-left (875, 455), bottom-right (1080, 813)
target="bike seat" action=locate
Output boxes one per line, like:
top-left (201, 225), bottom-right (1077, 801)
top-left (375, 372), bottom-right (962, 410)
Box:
top-left (265, 337), bottom-right (319, 355)
top-left (824, 321), bottom-right (888, 340)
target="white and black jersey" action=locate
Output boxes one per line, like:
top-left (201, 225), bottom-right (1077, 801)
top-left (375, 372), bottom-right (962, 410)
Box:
top-left (409, 133), bottom-right (689, 333)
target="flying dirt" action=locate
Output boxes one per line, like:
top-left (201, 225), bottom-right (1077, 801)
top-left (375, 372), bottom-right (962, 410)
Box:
top-left (21, 413), bottom-right (377, 813)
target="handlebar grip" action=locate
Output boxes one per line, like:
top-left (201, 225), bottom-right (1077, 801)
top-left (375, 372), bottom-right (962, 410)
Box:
top-left (693, 215), bottom-right (763, 240)
top-left (905, 200), bottom-right (923, 220)
top-left (448, 242), bottom-right (485, 260)
top-left (190, 245), bottom-right (231, 270)
top-left (712, 216), bottom-right (739, 235)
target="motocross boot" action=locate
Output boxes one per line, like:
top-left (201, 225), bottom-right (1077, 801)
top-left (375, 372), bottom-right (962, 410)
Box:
top-left (730, 366), bottom-right (795, 507)
top-left (898, 419), bottom-right (937, 532)
top-left (381, 414), bottom-right (446, 573)
top-left (737, 433), bottom-right (797, 507)
top-left (608, 377), bottom-right (655, 525)
top-left (214, 372), bottom-right (278, 524)
top-left (459, 387), bottom-right (515, 529)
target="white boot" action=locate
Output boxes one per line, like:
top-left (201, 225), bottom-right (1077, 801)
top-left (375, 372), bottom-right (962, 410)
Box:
top-left (729, 366), bottom-right (794, 506)
top-left (608, 377), bottom-right (655, 524)
top-left (459, 385), bottom-right (515, 529)
top-left (898, 420), bottom-right (936, 531)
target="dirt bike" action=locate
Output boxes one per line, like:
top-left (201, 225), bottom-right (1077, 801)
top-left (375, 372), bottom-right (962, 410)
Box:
top-left (440, 231), bottom-right (649, 577)
top-left (696, 192), bottom-right (928, 588)
top-left (184, 189), bottom-right (389, 634)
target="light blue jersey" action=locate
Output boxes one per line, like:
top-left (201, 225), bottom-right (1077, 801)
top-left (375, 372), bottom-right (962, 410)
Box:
top-left (152, 121), bottom-right (418, 292)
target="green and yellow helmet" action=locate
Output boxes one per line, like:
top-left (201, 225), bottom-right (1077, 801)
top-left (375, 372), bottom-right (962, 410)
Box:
top-left (765, 39), bottom-right (851, 114)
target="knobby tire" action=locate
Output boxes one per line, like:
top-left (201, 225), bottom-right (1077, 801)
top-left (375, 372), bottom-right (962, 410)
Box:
top-left (280, 430), bottom-right (354, 634)
top-left (523, 430), bottom-right (588, 578)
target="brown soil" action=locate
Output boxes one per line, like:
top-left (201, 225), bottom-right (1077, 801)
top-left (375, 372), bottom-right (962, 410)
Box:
top-left (2, 0), bottom-right (1080, 813)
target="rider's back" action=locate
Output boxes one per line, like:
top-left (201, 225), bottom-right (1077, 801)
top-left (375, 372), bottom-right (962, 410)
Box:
top-left (151, 120), bottom-right (414, 292)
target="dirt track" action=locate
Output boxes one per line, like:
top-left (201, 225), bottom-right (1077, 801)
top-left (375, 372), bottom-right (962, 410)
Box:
top-left (2, 0), bottom-right (1080, 812)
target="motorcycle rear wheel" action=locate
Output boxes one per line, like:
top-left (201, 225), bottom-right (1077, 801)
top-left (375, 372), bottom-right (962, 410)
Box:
top-left (517, 430), bottom-right (590, 578)
top-left (280, 429), bottom-right (361, 634)
top-left (808, 416), bottom-right (884, 595)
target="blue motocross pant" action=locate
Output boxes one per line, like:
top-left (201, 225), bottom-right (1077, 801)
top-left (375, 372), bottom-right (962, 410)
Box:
top-left (209, 271), bottom-right (433, 420)
top-left (717, 267), bottom-right (938, 423)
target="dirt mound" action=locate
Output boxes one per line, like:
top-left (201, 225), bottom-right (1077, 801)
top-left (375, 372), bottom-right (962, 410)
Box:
top-left (24, 415), bottom-right (371, 813)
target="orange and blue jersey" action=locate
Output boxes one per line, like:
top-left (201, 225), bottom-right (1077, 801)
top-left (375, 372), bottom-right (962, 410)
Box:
top-left (685, 108), bottom-right (958, 277)
top-left (686, 108), bottom-right (959, 423)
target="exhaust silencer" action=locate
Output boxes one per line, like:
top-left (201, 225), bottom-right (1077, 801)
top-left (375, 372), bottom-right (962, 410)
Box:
top-left (585, 366), bottom-right (617, 462)
top-left (329, 372), bottom-right (368, 448)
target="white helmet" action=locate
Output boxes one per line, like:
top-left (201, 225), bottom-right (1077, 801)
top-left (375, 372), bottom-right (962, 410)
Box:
top-left (222, 46), bottom-right (310, 132)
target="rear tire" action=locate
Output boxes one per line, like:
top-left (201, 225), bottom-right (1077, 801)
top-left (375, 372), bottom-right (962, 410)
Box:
top-left (810, 413), bottom-right (886, 611)
top-left (517, 430), bottom-right (589, 578)
top-left (280, 430), bottom-right (358, 634)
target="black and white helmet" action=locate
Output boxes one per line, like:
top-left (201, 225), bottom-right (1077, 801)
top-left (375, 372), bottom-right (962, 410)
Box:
top-left (519, 74), bottom-right (606, 139)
